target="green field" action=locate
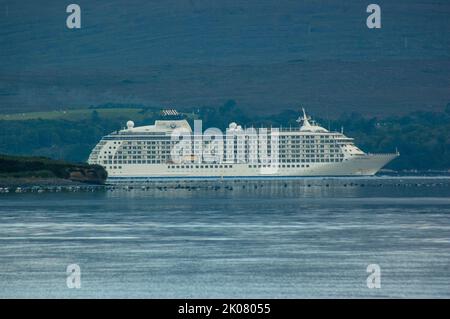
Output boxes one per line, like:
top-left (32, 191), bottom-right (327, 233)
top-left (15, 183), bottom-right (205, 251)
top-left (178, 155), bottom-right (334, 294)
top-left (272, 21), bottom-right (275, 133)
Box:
top-left (0, 108), bottom-right (153, 121)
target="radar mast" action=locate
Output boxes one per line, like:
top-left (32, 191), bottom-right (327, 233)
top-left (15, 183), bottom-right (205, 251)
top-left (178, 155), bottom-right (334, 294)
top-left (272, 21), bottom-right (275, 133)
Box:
top-left (297, 107), bottom-right (312, 128)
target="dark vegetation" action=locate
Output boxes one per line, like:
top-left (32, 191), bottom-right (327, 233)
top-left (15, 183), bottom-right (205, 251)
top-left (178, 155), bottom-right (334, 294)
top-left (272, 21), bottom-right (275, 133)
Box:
top-left (0, 154), bottom-right (107, 184)
top-left (1, 101), bottom-right (450, 171)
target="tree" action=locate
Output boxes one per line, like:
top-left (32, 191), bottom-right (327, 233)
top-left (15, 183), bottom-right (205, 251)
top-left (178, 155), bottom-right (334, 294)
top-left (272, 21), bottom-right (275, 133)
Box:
top-left (445, 103), bottom-right (450, 116)
top-left (219, 100), bottom-right (237, 115)
top-left (91, 110), bottom-right (100, 122)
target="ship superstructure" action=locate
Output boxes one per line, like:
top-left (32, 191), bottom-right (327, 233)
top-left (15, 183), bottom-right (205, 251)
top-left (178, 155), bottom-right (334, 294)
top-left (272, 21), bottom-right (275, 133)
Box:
top-left (88, 110), bottom-right (398, 181)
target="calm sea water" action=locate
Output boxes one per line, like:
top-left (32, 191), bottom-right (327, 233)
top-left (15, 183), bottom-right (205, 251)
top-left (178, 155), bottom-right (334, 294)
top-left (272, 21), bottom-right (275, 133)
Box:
top-left (1, 178), bottom-right (450, 298)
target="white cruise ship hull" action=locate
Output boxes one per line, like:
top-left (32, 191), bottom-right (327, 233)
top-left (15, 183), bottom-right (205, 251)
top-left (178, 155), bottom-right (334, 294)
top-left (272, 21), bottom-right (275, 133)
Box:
top-left (106, 153), bottom-right (398, 182)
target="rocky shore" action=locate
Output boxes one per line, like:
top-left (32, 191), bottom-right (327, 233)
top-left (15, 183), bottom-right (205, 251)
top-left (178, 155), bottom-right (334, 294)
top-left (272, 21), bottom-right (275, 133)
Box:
top-left (0, 154), bottom-right (107, 188)
top-left (2, 176), bottom-right (450, 195)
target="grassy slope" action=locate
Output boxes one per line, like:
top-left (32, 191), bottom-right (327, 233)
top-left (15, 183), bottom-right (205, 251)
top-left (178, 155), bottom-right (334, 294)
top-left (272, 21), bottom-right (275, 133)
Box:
top-left (0, 108), bottom-right (198, 122)
top-left (0, 108), bottom-right (149, 121)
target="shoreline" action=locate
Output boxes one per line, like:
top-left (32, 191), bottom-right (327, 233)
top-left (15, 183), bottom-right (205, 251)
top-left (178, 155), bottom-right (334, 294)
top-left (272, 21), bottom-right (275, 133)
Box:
top-left (1, 175), bottom-right (450, 194)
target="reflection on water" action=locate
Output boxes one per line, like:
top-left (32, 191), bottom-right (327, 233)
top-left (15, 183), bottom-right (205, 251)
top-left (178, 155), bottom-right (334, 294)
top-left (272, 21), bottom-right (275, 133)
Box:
top-left (0, 178), bottom-right (450, 298)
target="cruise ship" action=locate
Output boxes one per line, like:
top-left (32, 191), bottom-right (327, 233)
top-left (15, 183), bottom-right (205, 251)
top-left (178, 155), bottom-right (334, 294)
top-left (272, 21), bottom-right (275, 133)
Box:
top-left (88, 110), bottom-right (398, 182)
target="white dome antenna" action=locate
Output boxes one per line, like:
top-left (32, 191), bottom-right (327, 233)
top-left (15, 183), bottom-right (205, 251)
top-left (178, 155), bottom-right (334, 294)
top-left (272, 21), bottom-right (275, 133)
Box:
top-left (126, 120), bottom-right (135, 129)
top-left (229, 122), bottom-right (237, 129)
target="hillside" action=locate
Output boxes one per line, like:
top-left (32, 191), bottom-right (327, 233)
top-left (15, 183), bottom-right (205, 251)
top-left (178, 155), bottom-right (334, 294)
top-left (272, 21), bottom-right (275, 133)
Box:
top-left (0, 0), bottom-right (449, 116)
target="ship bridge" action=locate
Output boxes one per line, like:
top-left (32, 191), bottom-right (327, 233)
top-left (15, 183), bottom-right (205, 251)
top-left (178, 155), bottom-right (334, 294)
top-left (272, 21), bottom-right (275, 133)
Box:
top-left (117, 119), bottom-right (192, 135)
